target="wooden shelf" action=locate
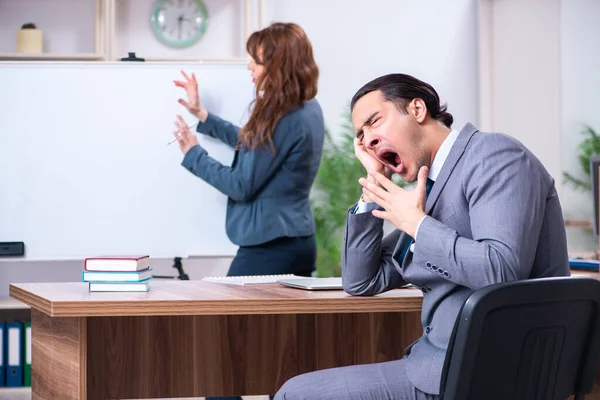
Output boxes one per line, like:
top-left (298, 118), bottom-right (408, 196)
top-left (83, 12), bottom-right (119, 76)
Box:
top-left (0, 298), bottom-right (30, 310)
top-left (140, 57), bottom-right (249, 63)
top-left (564, 218), bottom-right (594, 229)
top-left (0, 55), bottom-right (249, 64)
top-left (0, 0), bottom-right (259, 63)
top-left (0, 53), bottom-right (105, 61)
top-left (0, 387), bottom-right (30, 392)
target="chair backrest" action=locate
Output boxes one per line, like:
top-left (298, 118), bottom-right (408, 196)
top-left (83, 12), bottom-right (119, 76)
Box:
top-left (440, 277), bottom-right (600, 400)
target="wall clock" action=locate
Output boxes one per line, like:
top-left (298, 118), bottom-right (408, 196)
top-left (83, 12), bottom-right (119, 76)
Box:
top-left (151, 0), bottom-right (208, 48)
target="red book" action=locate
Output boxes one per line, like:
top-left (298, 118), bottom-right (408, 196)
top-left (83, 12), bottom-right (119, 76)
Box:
top-left (84, 255), bottom-right (150, 272)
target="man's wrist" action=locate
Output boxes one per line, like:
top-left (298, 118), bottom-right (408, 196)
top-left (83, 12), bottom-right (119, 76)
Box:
top-left (404, 211), bottom-right (427, 238)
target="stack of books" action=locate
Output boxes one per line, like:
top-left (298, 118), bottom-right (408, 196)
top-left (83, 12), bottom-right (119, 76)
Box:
top-left (82, 255), bottom-right (152, 292)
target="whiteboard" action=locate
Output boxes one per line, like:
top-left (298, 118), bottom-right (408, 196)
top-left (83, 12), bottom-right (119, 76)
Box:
top-left (0, 62), bottom-right (255, 260)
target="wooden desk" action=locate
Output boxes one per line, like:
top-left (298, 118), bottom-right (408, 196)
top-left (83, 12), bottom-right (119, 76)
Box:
top-left (11, 272), bottom-right (600, 400)
top-left (10, 281), bottom-right (423, 400)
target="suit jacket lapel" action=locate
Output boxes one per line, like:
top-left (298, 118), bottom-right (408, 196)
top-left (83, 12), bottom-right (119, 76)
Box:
top-left (425, 123), bottom-right (479, 215)
top-left (393, 123), bottom-right (479, 269)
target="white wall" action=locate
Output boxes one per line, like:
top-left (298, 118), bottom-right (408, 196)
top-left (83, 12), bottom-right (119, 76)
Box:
top-left (0, 0), bottom-right (479, 133)
top-left (263, 0), bottom-right (479, 137)
top-left (560, 0), bottom-right (600, 251)
top-left (479, 0), bottom-right (600, 253)
top-left (484, 0), bottom-right (562, 185)
top-left (0, 0), bottom-right (479, 132)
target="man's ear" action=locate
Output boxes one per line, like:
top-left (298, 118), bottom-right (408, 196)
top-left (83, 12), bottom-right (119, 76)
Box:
top-left (409, 98), bottom-right (427, 124)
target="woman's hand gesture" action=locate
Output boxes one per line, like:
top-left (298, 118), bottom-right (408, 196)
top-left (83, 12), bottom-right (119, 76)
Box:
top-left (173, 115), bottom-right (199, 155)
top-left (173, 70), bottom-right (208, 122)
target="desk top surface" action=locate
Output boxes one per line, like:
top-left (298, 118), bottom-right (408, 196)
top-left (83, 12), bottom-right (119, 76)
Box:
top-left (9, 280), bottom-right (424, 317)
top-left (10, 270), bottom-right (598, 318)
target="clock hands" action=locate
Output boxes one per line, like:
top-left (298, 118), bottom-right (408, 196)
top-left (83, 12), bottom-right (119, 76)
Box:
top-left (176, 15), bottom-right (200, 39)
top-left (177, 15), bottom-right (183, 40)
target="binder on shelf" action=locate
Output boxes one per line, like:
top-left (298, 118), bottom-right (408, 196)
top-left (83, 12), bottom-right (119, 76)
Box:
top-left (24, 322), bottom-right (31, 387)
top-left (0, 322), bottom-right (5, 387)
top-left (5, 321), bottom-right (23, 387)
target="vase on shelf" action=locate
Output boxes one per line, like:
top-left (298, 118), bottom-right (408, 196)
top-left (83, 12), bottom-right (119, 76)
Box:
top-left (17, 23), bottom-right (43, 54)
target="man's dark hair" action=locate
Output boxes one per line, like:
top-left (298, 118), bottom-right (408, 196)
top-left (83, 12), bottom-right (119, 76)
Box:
top-left (350, 73), bottom-right (453, 128)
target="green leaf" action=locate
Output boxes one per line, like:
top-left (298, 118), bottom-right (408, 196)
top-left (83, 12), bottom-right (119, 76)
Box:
top-left (563, 125), bottom-right (600, 192)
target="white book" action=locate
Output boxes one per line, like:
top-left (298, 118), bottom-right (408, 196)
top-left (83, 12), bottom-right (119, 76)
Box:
top-left (202, 274), bottom-right (300, 285)
top-left (83, 268), bottom-right (152, 282)
top-left (89, 281), bottom-right (150, 292)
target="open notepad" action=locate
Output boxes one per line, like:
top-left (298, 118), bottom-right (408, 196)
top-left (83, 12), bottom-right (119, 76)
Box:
top-left (202, 274), bottom-right (344, 290)
top-left (202, 274), bottom-right (298, 285)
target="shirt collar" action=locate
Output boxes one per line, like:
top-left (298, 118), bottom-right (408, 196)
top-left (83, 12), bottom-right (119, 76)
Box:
top-left (428, 129), bottom-right (459, 182)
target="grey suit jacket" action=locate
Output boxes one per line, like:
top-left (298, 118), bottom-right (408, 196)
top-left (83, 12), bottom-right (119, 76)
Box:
top-left (182, 99), bottom-right (325, 246)
top-left (341, 123), bottom-right (570, 395)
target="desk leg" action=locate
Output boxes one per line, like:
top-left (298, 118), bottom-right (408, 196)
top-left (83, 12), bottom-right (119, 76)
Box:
top-left (31, 309), bottom-right (87, 400)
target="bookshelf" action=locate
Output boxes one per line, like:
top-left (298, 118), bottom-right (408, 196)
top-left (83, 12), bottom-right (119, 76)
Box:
top-left (0, 297), bottom-right (31, 324)
top-left (0, 299), bottom-right (30, 392)
top-left (0, 0), bottom-right (265, 62)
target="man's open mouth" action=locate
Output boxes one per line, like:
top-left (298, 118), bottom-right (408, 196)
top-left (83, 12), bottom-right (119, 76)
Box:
top-left (377, 150), bottom-right (404, 174)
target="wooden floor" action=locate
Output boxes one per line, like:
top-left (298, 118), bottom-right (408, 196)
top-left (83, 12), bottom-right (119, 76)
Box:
top-left (0, 391), bottom-right (270, 400)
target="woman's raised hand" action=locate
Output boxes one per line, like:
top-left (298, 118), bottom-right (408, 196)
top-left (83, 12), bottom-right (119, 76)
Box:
top-left (173, 70), bottom-right (208, 122)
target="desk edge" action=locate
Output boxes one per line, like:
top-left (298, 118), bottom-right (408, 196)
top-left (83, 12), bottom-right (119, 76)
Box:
top-left (10, 284), bottom-right (53, 316)
top-left (7, 293), bottom-right (423, 317)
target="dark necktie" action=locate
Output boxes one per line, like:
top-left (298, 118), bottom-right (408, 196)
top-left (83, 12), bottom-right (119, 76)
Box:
top-left (398, 178), bottom-right (434, 262)
top-left (425, 178), bottom-right (434, 198)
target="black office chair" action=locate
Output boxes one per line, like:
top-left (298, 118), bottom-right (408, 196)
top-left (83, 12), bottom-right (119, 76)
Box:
top-left (440, 277), bottom-right (600, 400)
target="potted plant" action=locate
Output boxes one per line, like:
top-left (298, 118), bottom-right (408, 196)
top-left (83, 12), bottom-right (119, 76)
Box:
top-left (563, 125), bottom-right (600, 192)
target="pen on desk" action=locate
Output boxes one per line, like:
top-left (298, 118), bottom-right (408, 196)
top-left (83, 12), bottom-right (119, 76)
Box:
top-left (167, 122), bottom-right (198, 146)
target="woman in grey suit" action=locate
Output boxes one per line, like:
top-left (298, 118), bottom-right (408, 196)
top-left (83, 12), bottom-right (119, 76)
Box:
top-left (172, 23), bottom-right (324, 294)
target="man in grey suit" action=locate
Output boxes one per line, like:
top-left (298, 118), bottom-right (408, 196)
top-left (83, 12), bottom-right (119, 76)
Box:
top-left (274, 73), bottom-right (570, 399)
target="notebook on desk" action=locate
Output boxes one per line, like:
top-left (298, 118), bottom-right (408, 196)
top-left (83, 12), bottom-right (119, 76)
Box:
top-left (276, 277), bottom-right (343, 290)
